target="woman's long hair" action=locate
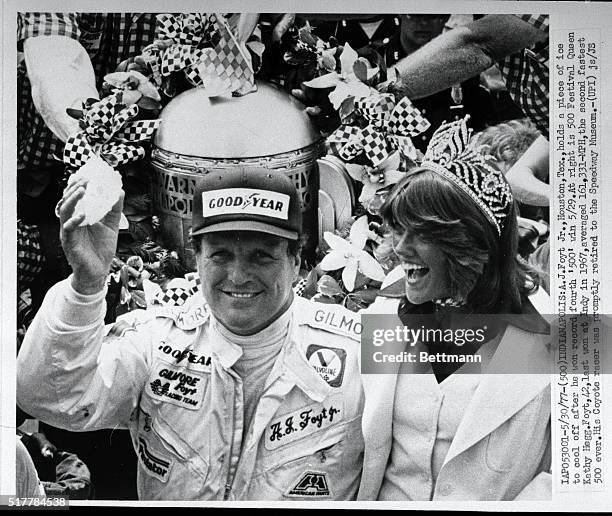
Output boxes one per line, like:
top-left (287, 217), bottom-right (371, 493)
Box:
top-left (380, 167), bottom-right (538, 314)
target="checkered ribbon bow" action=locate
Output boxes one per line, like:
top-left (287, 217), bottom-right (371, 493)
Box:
top-left (327, 95), bottom-right (430, 167)
top-left (63, 94), bottom-right (161, 169)
top-left (153, 13), bottom-right (215, 85)
top-left (151, 13), bottom-right (255, 95)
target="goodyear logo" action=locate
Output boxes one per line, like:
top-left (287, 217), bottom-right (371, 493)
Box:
top-left (201, 188), bottom-right (290, 220)
top-left (157, 342), bottom-right (212, 372)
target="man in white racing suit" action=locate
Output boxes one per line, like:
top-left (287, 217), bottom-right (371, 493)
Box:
top-left (17, 167), bottom-right (365, 500)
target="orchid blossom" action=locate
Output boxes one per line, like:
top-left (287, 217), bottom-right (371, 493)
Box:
top-left (319, 216), bottom-right (385, 291)
top-left (302, 43), bottom-right (377, 112)
top-left (345, 151), bottom-right (405, 208)
top-left (104, 70), bottom-right (161, 106)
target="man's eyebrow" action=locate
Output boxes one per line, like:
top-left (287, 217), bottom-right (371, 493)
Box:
top-left (251, 243), bottom-right (284, 255)
top-left (250, 235), bottom-right (286, 248)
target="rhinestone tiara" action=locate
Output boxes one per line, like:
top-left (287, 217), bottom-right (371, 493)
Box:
top-left (421, 116), bottom-right (513, 235)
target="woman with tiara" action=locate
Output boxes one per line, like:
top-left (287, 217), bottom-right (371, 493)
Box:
top-left (358, 117), bottom-right (552, 501)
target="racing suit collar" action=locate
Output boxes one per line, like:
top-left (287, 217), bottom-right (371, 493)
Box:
top-left (208, 299), bottom-right (295, 370)
top-left (207, 298), bottom-right (333, 402)
top-left (281, 341), bottom-right (333, 403)
top-left (280, 303), bottom-right (335, 402)
top-left (208, 320), bottom-right (246, 369)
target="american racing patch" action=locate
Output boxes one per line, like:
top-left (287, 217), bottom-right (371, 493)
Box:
top-left (264, 396), bottom-right (343, 451)
top-left (146, 361), bottom-right (206, 410)
top-left (306, 345), bottom-right (346, 387)
top-left (286, 471), bottom-right (332, 497)
top-left (137, 436), bottom-right (173, 483)
top-left (201, 188), bottom-right (290, 220)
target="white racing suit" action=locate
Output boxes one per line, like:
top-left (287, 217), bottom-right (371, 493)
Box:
top-left (17, 278), bottom-right (365, 500)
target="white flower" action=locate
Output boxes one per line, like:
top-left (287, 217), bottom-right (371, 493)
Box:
top-left (104, 71), bottom-right (161, 104)
top-left (302, 43), bottom-right (378, 110)
top-left (319, 216), bottom-right (385, 292)
top-left (345, 151), bottom-right (405, 207)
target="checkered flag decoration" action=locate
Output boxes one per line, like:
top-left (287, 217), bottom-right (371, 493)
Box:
top-left (327, 95), bottom-right (430, 167)
top-left (293, 277), bottom-right (309, 297)
top-left (151, 272), bottom-right (202, 307)
top-left (151, 13), bottom-right (256, 96)
top-left (154, 286), bottom-right (193, 307)
top-left (185, 272), bottom-right (202, 295)
top-left (63, 93), bottom-right (161, 169)
top-left (17, 220), bottom-right (45, 292)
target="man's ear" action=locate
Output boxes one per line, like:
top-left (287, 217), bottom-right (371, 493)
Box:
top-left (292, 253), bottom-right (301, 281)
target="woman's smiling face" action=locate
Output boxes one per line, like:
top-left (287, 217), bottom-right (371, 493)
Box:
top-left (391, 225), bottom-right (452, 305)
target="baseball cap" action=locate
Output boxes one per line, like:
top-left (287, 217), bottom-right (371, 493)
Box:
top-left (191, 167), bottom-right (302, 240)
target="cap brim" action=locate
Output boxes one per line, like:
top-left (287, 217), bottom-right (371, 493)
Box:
top-left (191, 220), bottom-right (299, 240)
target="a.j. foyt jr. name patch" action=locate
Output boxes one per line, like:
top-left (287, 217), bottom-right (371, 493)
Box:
top-left (265, 396), bottom-right (343, 450)
top-left (146, 361), bottom-right (206, 410)
top-left (306, 344), bottom-right (347, 387)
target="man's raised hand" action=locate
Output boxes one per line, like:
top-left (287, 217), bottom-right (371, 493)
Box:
top-left (59, 174), bottom-right (124, 295)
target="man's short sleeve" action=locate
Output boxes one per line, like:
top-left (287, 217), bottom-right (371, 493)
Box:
top-left (17, 13), bottom-right (80, 47)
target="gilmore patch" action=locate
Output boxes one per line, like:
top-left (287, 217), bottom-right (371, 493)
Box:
top-left (308, 305), bottom-right (362, 340)
top-left (146, 360), bottom-right (207, 410)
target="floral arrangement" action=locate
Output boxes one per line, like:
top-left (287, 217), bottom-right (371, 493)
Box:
top-left (81, 18), bottom-right (431, 317)
top-left (293, 215), bottom-right (406, 311)
top-left (99, 22), bottom-right (427, 315)
top-left (102, 13), bottom-right (263, 105)
top-left (281, 25), bottom-right (436, 311)
top-left (283, 24), bottom-right (340, 77)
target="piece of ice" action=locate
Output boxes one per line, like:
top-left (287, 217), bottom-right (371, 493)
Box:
top-left (73, 155), bottom-right (123, 226)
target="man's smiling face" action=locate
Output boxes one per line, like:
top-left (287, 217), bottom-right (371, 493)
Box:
top-left (195, 231), bottom-right (300, 335)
